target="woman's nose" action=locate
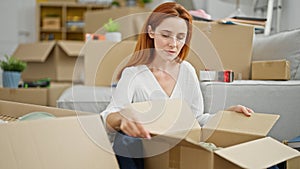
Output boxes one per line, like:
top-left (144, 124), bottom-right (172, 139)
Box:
top-left (168, 36), bottom-right (177, 46)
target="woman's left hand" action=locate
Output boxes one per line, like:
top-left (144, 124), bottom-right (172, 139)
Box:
top-left (226, 105), bottom-right (254, 117)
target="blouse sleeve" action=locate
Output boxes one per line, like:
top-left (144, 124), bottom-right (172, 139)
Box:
top-left (192, 80), bottom-right (212, 126)
top-left (186, 63), bottom-right (212, 126)
top-left (100, 68), bottom-right (135, 124)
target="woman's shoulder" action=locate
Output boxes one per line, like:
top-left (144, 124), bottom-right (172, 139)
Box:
top-left (121, 65), bottom-right (148, 77)
top-left (123, 65), bottom-right (147, 72)
top-left (181, 61), bottom-right (196, 72)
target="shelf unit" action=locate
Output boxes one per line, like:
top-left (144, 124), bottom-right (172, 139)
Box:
top-left (36, 2), bottom-right (111, 41)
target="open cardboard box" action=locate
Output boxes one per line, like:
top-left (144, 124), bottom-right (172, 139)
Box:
top-left (123, 99), bottom-right (300, 169)
top-left (0, 100), bottom-right (119, 169)
top-left (13, 40), bottom-right (85, 82)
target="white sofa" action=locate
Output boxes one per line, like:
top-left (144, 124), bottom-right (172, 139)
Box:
top-left (57, 28), bottom-right (300, 142)
top-left (200, 28), bottom-right (300, 141)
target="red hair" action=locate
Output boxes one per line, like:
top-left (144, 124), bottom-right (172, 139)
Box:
top-left (117, 2), bottom-right (193, 80)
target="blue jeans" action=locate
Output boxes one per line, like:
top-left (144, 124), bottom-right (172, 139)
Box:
top-left (113, 132), bottom-right (144, 169)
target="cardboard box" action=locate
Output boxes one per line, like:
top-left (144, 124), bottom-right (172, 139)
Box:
top-left (84, 40), bottom-right (137, 86)
top-left (0, 88), bottom-right (48, 106)
top-left (84, 7), bottom-right (150, 40)
top-left (13, 40), bottom-right (85, 82)
top-left (83, 21), bottom-right (253, 86)
top-left (42, 17), bottom-right (61, 30)
top-left (0, 82), bottom-right (71, 107)
top-left (47, 82), bottom-right (72, 106)
top-left (121, 99), bottom-right (300, 169)
top-left (252, 59), bottom-right (290, 80)
top-left (287, 156), bottom-right (300, 169)
top-left (187, 21), bottom-right (254, 80)
top-left (0, 100), bottom-right (119, 169)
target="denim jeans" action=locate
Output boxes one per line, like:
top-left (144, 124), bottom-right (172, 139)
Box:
top-left (113, 132), bottom-right (144, 169)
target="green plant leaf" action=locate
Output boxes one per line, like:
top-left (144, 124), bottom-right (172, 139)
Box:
top-left (0, 54), bottom-right (27, 72)
top-left (103, 18), bottom-right (120, 32)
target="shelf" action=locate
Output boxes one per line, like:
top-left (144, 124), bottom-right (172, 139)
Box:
top-left (36, 2), bottom-right (110, 41)
top-left (41, 28), bottom-right (63, 32)
top-left (66, 29), bottom-right (84, 33)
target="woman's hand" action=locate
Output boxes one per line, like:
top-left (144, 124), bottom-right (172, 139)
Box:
top-left (106, 112), bottom-right (151, 139)
top-left (226, 105), bottom-right (254, 117)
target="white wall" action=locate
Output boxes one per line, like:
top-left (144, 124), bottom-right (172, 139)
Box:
top-left (0, 0), bottom-right (19, 57)
top-left (206, 0), bottom-right (255, 19)
top-left (0, 0), bottom-right (36, 86)
top-left (0, 0), bottom-right (35, 57)
top-left (281, 0), bottom-right (300, 31)
top-left (17, 0), bottom-right (37, 44)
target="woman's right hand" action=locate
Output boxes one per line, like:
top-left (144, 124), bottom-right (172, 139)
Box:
top-left (106, 112), bottom-right (151, 139)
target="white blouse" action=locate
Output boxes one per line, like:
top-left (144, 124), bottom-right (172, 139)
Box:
top-left (101, 61), bottom-right (211, 127)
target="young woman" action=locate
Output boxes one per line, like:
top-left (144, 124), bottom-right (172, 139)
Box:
top-left (101, 2), bottom-right (253, 169)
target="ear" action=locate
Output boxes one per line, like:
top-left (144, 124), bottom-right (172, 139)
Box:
top-left (148, 25), bottom-right (154, 39)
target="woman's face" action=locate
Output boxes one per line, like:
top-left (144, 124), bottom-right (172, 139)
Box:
top-left (148, 17), bottom-right (188, 62)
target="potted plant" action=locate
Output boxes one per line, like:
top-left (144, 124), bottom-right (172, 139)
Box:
top-left (0, 55), bottom-right (27, 88)
top-left (103, 18), bottom-right (122, 42)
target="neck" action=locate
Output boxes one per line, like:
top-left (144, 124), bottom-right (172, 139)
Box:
top-left (149, 56), bottom-right (179, 71)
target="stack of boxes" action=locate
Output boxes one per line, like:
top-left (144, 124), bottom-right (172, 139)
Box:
top-left (0, 40), bottom-right (85, 107)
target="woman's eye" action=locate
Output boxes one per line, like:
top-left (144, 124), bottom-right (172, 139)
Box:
top-left (162, 34), bottom-right (170, 38)
top-left (177, 35), bottom-right (185, 40)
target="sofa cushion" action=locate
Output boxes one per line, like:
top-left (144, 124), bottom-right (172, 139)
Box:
top-left (252, 28), bottom-right (300, 79)
top-left (200, 80), bottom-right (300, 141)
top-left (57, 85), bottom-right (113, 113)
top-left (287, 52), bottom-right (300, 79)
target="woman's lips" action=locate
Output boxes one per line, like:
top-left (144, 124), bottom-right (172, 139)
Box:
top-left (166, 50), bottom-right (176, 54)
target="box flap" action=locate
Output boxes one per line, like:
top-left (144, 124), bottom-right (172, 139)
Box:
top-left (215, 137), bottom-right (300, 168)
top-left (0, 99), bottom-right (83, 119)
top-left (0, 88), bottom-right (48, 106)
top-left (57, 40), bottom-right (85, 57)
top-left (13, 41), bottom-right (55, 62)
top-left (125, 99), bottom-right (200, 139)
top-left (202, 111), bottom-right (279, 141)
top-left (0, 114), bottom-right (119, 169)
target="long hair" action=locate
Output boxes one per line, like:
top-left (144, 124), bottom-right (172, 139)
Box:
top-left (117, 2), bottom-right (193, 80)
